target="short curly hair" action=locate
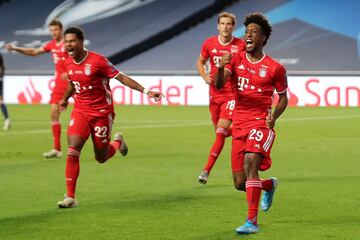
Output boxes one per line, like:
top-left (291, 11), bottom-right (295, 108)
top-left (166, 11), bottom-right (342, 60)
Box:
top-left (243, 12), bottom-right (272, 46)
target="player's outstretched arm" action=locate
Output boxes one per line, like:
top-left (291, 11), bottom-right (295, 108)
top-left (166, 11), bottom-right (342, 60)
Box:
top-left (214, 53), bottom-right (231, 89)
top-left (196, 55), bottom-right (211, 84)
top-left (266, 91), bottom-right (288, 129)
top-left (115, 73), bottom-right (163, 101)
top-left (57, 82), bottom-right (75, 112)
top-left (5, 44), bottom-right (45, 56)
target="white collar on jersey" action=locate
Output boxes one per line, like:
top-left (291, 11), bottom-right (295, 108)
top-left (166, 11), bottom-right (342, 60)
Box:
top-left (245, 52), bottom-right (266, 64)
top-left (217, 35), bottom-right (233, 46)
top-left (73, 49), bottom-right (89, 65)
top-left (55, 40), bottom-right (63, 47)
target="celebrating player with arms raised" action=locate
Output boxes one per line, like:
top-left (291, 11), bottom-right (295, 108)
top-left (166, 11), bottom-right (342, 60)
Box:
top-left (215, 12), bottom-right (288, 234)
top-left (196, 12), bottom-right (245, 184)
top-left (56, 27), bottom-right (163, 208)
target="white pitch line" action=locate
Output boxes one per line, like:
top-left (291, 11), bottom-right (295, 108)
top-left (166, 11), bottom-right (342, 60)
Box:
top-left (0, 115), bottom-right (359, 136)
top-left (0, 129), bottom-right (52, 135)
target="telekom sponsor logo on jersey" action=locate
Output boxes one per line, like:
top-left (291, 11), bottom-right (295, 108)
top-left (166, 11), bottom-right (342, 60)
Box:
top-left (3, 76), bottom-right (360, 106)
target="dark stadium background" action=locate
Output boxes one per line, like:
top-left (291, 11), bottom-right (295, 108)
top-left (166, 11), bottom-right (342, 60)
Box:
top-left (1, 0), bottom-right (360, 75)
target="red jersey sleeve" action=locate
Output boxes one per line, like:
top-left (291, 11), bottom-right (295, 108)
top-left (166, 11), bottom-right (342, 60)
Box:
top-left (97, 56), bottom-right (120, 79)
top-left (200, 39), bottom-right (209, 59)
top-left (274, 64), bottom-right (288, 93)
top-left (42, 41), bottom-right (53, 52)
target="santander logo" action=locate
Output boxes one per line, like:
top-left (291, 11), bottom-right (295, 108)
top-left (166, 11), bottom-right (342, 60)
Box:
top-left (5, 75), bottom-right (359, 106)
top-left (17, 78), bottom-right (42, 104)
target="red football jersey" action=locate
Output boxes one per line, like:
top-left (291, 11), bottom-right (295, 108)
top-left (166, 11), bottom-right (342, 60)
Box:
top-left (43, 39), bottom-right (69, 93)
top-left (64, 51), bottom-right (120, 116)
top-left (225, 51), bottom-right (288, 128)
top-left (200, 36), bottom-right (245, 99)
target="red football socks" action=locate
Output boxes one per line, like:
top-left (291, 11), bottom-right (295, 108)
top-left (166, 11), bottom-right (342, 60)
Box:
top-left (245, 178), bottom-right (262, 225)
top-left (106, 140), bottom-right (121, 159)
top-left (65, 148), bottom-right (80, 198)
top-left (52, 121), bottom-right (61, 151)
top-left (261, 178), bottom-right (274, 191)
top-left (203, 127), bottom-right (227, 173)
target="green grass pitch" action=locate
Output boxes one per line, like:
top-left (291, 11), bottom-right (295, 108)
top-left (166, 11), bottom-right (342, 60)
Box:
top-left (0, 105), bottom-right (359, 240)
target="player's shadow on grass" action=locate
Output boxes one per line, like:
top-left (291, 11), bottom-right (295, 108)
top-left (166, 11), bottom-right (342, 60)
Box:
top-left (0, 185), bottom-right (239, 237)
top-left (88, 192), bottom-right (207, 211)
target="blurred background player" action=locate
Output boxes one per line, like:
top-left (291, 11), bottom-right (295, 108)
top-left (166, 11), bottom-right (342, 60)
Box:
top-left (5, 19), bottom-right (68, 158)
top-left (0, 53), bottom-right (11, 130)
top-left (215, 12), bottom-right (288, 234)
top-left (196, 12), bottom-right (245, 184)
top-left (56, 27), bottom-right (163, 208)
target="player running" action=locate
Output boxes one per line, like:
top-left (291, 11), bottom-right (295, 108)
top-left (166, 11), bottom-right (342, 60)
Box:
top-left (215, 12), bottom-right (288, 234)
top-left (5, 19), bottom-right (68, 158)
top-left (196, 12), bottom-right (245, 184)
top-left (56, 27), bottom-right (163, 208)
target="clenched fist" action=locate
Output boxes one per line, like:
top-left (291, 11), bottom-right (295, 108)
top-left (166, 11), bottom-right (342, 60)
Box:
top-left (219, 53), bottom-right (231, 68)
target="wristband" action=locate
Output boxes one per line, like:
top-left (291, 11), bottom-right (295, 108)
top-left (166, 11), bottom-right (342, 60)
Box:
top-left (143, 88), bottom-right (149, 95)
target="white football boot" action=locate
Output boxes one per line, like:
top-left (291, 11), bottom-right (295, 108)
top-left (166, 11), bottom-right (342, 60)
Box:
top-left (3, 118), bottom-right (11, 130)
top-left (114, 132), bottom-right (128, 156)
top-left (57, 195), bottom-right (78, 208)
top-left (43, 149), bottom-right (62, 158)
top-left (198, 171), bottom-right (209, 184)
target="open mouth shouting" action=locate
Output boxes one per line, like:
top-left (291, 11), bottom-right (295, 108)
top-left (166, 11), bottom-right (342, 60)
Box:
top-left (246, 39), bottom-right (254, 48)
top-left (67, 48), bottom-right (75, 56)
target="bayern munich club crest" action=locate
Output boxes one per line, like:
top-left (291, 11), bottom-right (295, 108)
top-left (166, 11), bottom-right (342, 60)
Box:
top-left (84, 64), bottom-right (92, 76)
top-left (259, 67), bottom-right (267, 78)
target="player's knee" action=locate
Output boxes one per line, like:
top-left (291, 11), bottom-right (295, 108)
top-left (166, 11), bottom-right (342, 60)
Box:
top-left (234, 181), bottom-right (246, 191)
top-left (233, 176), bottom-right (246, 191)
top-left (95, 151), bottom-right (109, 163)
top-left (95, 155), bottom-right (107, 163)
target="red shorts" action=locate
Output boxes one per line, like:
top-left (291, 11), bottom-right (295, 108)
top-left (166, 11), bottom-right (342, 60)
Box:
top-left (231, 127), bottom-right (276, 172)
top-left (209, 97), bottom-right (235, 126)
top-left (67, 111), bottom-right (114, 149)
